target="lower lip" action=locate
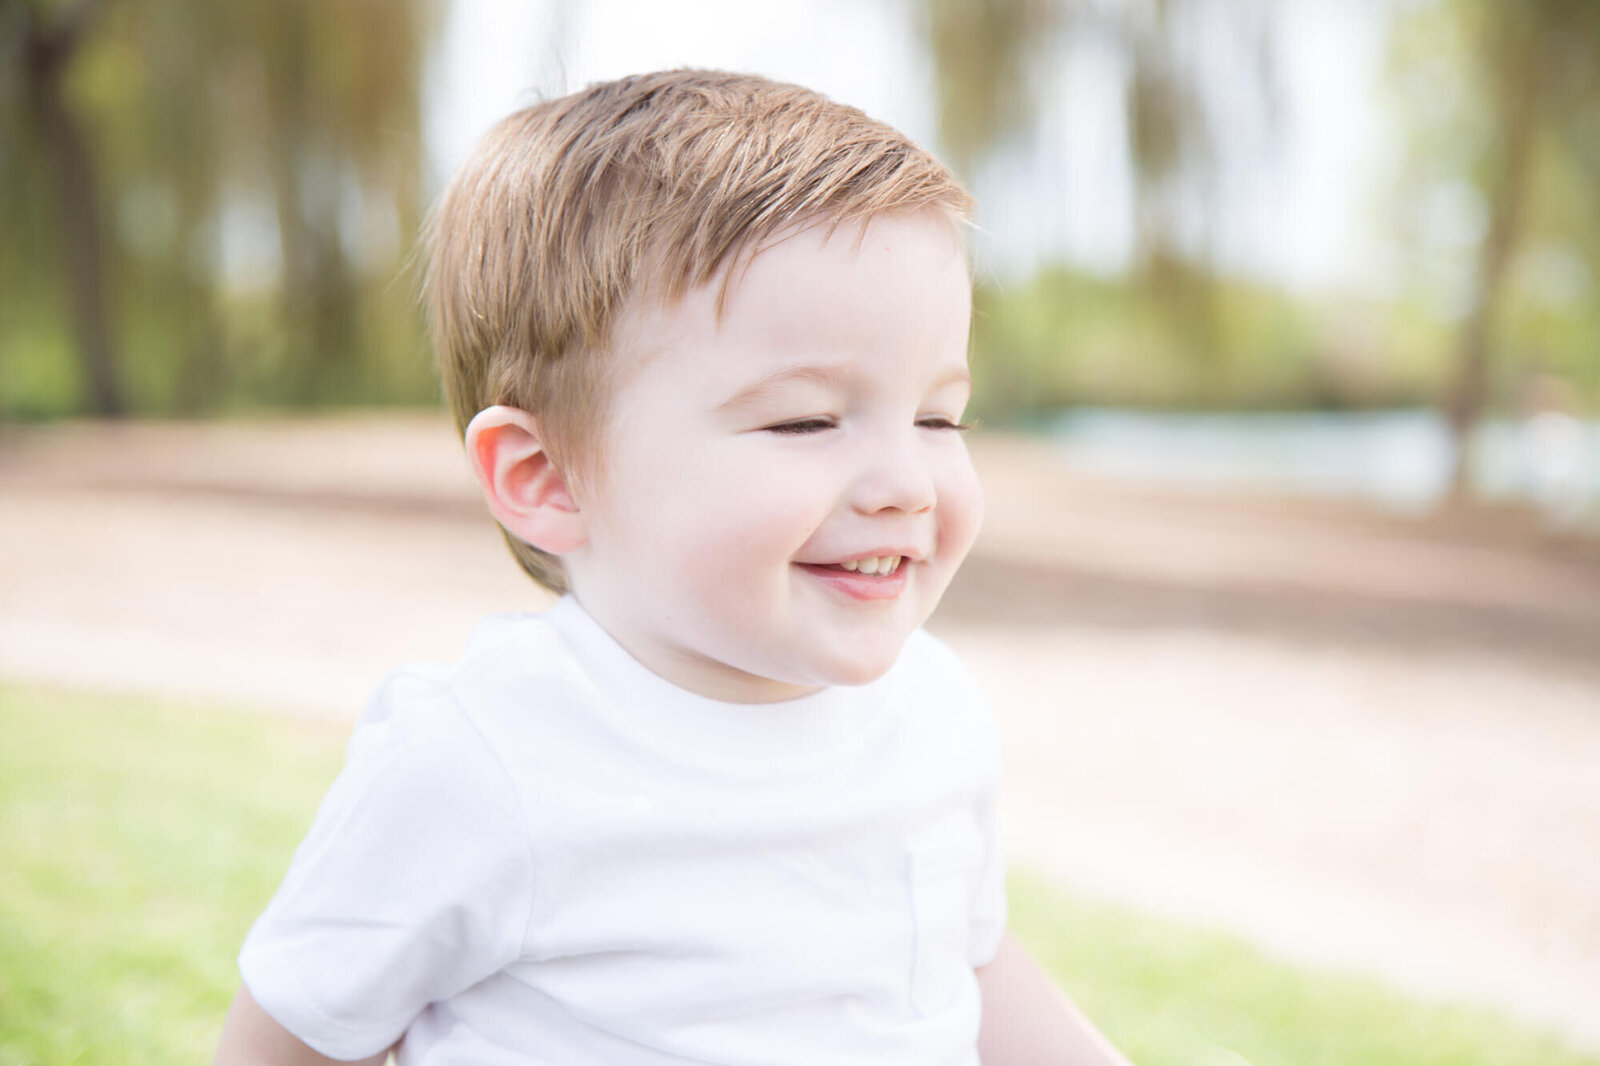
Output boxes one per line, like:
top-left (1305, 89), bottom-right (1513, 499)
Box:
top-left (796, 563), bottom-right (908, 601)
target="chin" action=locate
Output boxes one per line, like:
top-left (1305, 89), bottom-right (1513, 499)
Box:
top-left (806, 663), bottom-right (885, 689)
top-left (805, 639), bottom-right (908, 688)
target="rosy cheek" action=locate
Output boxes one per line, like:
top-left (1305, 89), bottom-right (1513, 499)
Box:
top-left (937, 462), bottom-right (985, 559)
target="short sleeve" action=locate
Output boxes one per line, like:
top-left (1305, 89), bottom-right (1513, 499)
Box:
top-left (239, 673), bottom-right (535, 1060)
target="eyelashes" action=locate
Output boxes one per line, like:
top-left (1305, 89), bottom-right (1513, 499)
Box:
top-left (764, 417), bottom-right (837, 435)
top-left (762, 417), bottom-right (972, 435)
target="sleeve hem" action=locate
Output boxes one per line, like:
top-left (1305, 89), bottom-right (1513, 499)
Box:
top-left (240, 950), bottom-right (409, 1062)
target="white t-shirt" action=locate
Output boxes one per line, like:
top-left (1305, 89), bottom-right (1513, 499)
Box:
top-left (240, 597), bottom-right (1005, 1065)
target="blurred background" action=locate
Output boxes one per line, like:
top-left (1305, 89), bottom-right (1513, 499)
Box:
top-left (3, 1), bottom-right (1600, 1064)
top-left (4, 0), bottom-right (1600, 517)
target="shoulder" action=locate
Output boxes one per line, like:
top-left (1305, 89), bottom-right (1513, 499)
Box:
top-left (338, 611), bottom-right (574, 829)
top-left (327, 668), bottom-right (527, 853)
top-left (886, 628), bottom-right (1001, 772)
top-left (894, 627), bottom-right (991, 708)
top-left (344, 605), bottom-right (611, 808)
top-left (355, 608), bottom-right (573, 739)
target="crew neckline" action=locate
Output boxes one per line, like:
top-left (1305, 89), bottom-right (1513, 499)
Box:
top-left (536, 595), bottom-right (897, 775)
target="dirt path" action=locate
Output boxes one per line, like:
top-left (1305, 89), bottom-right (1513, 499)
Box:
top-left (3, 415), bottom-right (1598, 1051)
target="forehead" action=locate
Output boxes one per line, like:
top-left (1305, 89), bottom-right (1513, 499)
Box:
top-left (730, 212), bottom-right (969, 338)
top-left (609, 210), bottom-right (972, 393)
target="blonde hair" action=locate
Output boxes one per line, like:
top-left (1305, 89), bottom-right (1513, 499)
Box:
top-left (424, 69), bottom-right (972, 592)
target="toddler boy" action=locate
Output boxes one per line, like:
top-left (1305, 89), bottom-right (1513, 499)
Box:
top-left (214, 69), bottom-right (1128, 1065)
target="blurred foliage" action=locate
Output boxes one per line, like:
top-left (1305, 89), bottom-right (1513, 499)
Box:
top-left (923, 0), bottom-right (1280, 380)
top-left (2, 0), bottom-right (1599, 432)
top-left (920, 0), bottom-right (1063, 181)
top-left (921, 0), bottom-right (1431, 423)
top-left (0, 0), bottom-right (434, 419)
top-left (967, 268), bottom-right (1446, 421)
top-left (1387, 0), bottom-right (1600, 443)
top-left (922, 0), bottom-right (1277, 280)
top-left (927, 0), bottom-right (1600, 439)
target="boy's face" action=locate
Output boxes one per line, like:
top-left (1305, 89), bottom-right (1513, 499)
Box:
top-left (563, 210), bottom-right (981, 703)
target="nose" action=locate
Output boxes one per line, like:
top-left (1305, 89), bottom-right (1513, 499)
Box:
top-left (849, 429), bottom-right (937, 515)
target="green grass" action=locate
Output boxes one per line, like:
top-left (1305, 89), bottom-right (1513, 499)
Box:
top-left (1009, 875), bottom-right (1598, 1065)
top-left (1, 682), bottom-right (1595, 1066)
top-left (0, 684), bottom-right (346, 1065)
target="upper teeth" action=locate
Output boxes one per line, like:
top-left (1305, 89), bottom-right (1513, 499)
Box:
top-left (839, 555), bottom-right (902, 575)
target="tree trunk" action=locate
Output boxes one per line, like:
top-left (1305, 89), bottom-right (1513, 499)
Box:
top-left (23, 0), bottom-right (123, 417)
top-left (1444, 37), bottom-right (1540, 501)
top-left (261, 5), bottom-right (359, 403)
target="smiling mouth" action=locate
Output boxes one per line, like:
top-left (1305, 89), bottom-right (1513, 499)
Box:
top-left (797, 555), bottom-right (911, 601)
top-left (829, 555), bottom-right (903, 576)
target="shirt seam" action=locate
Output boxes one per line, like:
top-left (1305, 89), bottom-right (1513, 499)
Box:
top-left (438, 676), bottom-right (543, 955)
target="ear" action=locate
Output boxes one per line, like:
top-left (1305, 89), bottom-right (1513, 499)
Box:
top-left (464, 406), bottom-right (586, 555)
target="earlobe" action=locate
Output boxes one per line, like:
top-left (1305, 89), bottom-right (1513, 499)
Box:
top-left (464, 406), bottom-right (586, 555)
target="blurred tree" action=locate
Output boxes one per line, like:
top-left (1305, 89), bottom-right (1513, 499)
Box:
top-left (1123, 0), bottom-right (1275, 354)
top-left (6, 0), bottom-right (123, 415)
top-left (919, 0), bottom-right (1278, 372)
top-left (0, 0), bottom-right (428, 418)
top-left (920, 0), bottom-right (1066, 182)
top-left (1392, 0), bottom-right (1600, 497)
top-left (241, 0), bottom-right (425, 404)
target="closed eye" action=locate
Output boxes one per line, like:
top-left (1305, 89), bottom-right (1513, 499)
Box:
top-left (917, 416), bottom-right (974, 432)
top-left (763, 417), bottom-right (838, 435)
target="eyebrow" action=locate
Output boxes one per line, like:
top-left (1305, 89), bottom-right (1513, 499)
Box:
top-left (715, 364), bottom-right (852, 412)
top-left (715, 363), bottom-right (972, 413)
